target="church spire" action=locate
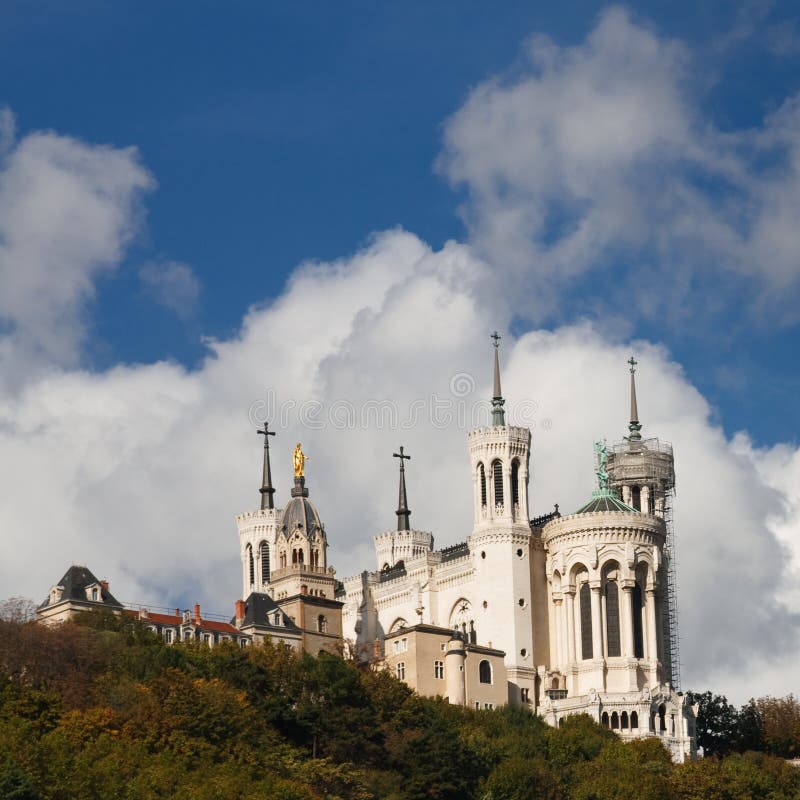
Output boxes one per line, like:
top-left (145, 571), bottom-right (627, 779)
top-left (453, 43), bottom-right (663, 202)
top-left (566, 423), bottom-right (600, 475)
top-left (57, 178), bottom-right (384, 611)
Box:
top-left (627, 356), bottom-right (642, 441)
top-left (393, 446), bottom-right (411, 531)
top-left (491, 331), bottom-right (506, 426)
top-left (257, 422), bottom-right (276, 509)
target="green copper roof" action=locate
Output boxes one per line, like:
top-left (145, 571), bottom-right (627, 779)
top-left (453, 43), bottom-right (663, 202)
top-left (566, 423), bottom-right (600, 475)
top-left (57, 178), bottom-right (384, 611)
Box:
top-left (574, 488), bottom-right (637, 515)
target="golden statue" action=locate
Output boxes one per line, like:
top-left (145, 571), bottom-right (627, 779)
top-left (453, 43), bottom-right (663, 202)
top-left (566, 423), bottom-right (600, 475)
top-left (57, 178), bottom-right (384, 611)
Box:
top-left (293, 442), bottom-right (306, 477)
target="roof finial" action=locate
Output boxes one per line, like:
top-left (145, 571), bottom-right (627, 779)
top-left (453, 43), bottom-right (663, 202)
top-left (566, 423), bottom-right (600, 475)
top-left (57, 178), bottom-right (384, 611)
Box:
top-left (491, 331), bottom-right (506, 426)
top-left (393, 446), bottom-right (411, 531)
top-left (627, 355), bottom-right (642, 441)
top-left (291, 443), bottom-right (309, 498)
top-left (257, 422), bottom-right (276, 510)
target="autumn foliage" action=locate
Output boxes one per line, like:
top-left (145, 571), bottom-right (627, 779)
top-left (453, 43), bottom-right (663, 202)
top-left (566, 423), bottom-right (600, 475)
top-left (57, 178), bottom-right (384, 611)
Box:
top-left (0, 614), bottom-right (797, 800)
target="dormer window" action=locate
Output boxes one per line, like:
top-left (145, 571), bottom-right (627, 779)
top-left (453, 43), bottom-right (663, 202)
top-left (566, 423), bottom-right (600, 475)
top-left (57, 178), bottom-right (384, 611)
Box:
top-left (91, 587), bottom-right (98, 601)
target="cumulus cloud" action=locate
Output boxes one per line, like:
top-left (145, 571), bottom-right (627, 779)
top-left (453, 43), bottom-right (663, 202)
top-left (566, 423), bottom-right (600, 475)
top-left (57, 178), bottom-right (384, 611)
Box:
top-left (139, 260), bottom-right (201, 318)
top-left (439, 6), bottom-right (800, 325)
top-left (0, 226), bottom-right (797, 703)
top-left (1, 7), bottom-right (799, 708)
top-left (0, 111), bottom-right (154, 378)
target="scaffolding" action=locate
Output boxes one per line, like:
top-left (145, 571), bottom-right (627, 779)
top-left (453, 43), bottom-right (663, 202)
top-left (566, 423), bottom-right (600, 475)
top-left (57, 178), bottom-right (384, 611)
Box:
top-left (607, 437), bottom-right (681, 690)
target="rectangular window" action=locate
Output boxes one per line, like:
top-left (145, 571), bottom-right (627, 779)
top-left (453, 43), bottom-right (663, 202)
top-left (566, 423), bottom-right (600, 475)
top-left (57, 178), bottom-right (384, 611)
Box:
top-left (434, 660), bottom-right (444, 679)
top-left (396, 662), bottom-right (405, 680)
top-left (164, 629), bottom-right (173, 644)
top-left (521, 688), bottom-right (530, 703)
top-left (400, 638), bottom-right (408, 652)
top-left (484, 703), bottom-right (494, 710)
top-left (203, 633), bottom-right (211, 645)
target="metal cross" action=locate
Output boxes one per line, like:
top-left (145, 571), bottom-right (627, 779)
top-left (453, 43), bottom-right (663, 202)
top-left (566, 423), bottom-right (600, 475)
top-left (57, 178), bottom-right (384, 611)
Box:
top-left (491, 331), bottom-right (501, 348)
top-left (628, 355), bottom-right (638, 374)
top-left (257, 422), bottom-right (276, 443)
top-left (393, 445), bottom-right (411, 464)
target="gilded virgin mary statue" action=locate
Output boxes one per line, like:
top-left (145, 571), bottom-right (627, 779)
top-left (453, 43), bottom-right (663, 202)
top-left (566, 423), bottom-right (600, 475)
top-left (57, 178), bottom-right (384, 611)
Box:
top-left (293, 443), bottom-right (306, 477)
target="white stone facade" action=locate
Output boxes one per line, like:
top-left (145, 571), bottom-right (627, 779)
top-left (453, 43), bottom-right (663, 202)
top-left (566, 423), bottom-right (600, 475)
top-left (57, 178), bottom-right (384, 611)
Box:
top-left (337, 371), bottom-right (696, 761)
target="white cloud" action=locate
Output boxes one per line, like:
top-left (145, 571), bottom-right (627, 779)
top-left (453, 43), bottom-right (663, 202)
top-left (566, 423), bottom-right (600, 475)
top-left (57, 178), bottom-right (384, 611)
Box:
top-left (438, 6), bottom-right (800, 324)
top-left (139, 260), bottom-right (201, 318)
top-left (0, 225), bottom-right (797, 703)
top-left (0, 112), bottom-right (154, 378)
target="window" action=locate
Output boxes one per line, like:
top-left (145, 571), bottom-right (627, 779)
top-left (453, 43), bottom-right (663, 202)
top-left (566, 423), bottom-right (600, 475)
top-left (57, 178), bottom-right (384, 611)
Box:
top-left (632, 583), bottom-right (645, 658)
top-left (203, 633), bottom-right (211, 645)
top-left (601, 712), bottom-right (609, 728)
top-left (317, 615), bottom-right (327, 633)
top-left (511, 459), bottom-right (520, 507)
top-left (479, 659), bottom-right (492, 684)
top-left (492, 460), bottom-right (503, 506)
top-left (605, 581), bottom-right (621, 657)
top-left (658, 704), bottom-right (667, 732)
top-left (434, 660), bottom-right (444, 679)
top-left (247, 545), bottom-right (255, 586)
top-left (91, 587), bottom-right (98, 601)
top-left (621, 711), bottom-right (629, 729)
top-left (396, 662), bottom-right (405, 680)
top-left (475, 701), bottom-right (480, 710)
top-left (580, 582), bottom-right (593, 660)
top-left (478, 463), bottom-right (486, 507)
top-left (521, 688), bottom-right (530, 703)
top-left (164, 629), bottom-right (173, 644)
top-left (630, 711), bottom-right (639, 729)
top-left (648, 489), bottom-right (655, 514)
top-left (484, 703), bottom-right (494, 710)
top-left (631, 486), bottom-right (641, 511)
top-left (260, 541), bottom-right (270, 583)
top-left (611, 712), bottom-right (619, 730)
top-left (273, 611), bottom-right (281, 626)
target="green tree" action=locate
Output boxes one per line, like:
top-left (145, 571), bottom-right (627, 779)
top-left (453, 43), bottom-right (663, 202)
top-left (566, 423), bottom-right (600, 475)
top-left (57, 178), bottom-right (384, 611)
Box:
top-left (690, 690), bottom-right (740, 757)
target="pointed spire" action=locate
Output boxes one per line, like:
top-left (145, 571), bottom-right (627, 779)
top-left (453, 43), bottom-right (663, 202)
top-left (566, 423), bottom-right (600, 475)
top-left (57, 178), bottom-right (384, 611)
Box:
top-left (627, 356), bottom-right (642, 441)
top-left (257, 422), bottom-right (276, 509)
top-left (491, 331), bottom-right (506, 426)
top-left (393, 446), bottom-right (411, 531)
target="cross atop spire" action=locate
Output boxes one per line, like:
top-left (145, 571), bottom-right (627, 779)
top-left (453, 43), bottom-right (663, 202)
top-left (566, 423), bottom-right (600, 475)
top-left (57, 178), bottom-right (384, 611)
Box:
top-left (491, 332), bottom-right (506, 426)
top-left (627, 355), bottom-right (642, 441)
top-left (393, 446), bottom-right (411, 531)
top-left (256, 422), bottom-right (276, 510)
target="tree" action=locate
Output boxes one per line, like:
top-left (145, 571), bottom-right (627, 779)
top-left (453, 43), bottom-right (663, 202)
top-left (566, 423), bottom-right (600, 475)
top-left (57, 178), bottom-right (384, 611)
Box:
top-left (0, 764), bottom-right (40, 800)
top-left (0, 597), bottom-right (37, 624)
top-left (757, 694), bottom-right (800, 759)
top-left (689, 690), bottom-right (740, 757)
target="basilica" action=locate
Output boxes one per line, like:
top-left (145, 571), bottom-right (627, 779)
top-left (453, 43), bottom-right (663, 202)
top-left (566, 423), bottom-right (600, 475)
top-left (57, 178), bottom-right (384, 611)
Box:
top-left (38, 337), bottom-right (697, 761)
top-left (234, 338), bottom-right (697, 762)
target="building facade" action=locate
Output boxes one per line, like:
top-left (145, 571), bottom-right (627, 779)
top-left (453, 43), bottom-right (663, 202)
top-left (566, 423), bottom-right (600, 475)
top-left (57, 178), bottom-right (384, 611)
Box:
top-left (333, 341), bottom-right (696, 761)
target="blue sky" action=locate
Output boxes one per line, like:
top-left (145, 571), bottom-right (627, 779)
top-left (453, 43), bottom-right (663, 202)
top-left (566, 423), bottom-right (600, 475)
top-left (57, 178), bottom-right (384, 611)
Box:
top-left (2, 1), bottom-right (799, 445)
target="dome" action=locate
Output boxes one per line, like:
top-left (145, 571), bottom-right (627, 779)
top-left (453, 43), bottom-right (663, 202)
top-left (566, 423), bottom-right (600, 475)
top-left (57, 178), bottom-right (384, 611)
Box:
top-left (279, 477), bottom-right (324, 539)
top-left (573, 488), bottom-right (636, 515)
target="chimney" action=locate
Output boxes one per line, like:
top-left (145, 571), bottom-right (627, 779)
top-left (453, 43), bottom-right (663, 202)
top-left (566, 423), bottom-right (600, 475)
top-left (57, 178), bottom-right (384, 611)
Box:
top-left (175, 608), bottom-right (180, 618)
top-left (100, 580), bottom-right (109, 592)
top-left (193, 603), bottom-right (201, 624)
top-left (235, 599), bottom-right (246, 627)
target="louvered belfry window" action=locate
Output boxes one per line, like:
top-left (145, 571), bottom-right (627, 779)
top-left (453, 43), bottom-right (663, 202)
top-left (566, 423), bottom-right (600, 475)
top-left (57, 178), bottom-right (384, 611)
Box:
top-left (479, 463), bottom-right (487, 507)
top-left (511, 460), bottom-right (520, 506)
top-left (493, 461), bottom-right (503, 507)
top-left (260, 542), bottom-right (270, 583)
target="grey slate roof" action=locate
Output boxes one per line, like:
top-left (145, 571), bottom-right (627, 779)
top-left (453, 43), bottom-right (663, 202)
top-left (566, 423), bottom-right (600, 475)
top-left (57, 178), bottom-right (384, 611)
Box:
top-left (237, 592), bottom-right (301, 633)
top-left (279, 496), bottom-right (324, 539)
top-left (38, 565), bottom-right (123, 610)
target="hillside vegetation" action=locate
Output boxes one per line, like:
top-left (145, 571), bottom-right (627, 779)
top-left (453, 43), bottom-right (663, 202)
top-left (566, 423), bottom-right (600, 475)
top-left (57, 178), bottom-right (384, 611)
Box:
top-left (0, 614), bottom-right (798, 800)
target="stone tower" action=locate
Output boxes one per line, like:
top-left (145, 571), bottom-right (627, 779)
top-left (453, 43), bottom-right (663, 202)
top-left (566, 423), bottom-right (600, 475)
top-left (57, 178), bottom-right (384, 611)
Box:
top-left (467, 333), bottom-right (535, 704)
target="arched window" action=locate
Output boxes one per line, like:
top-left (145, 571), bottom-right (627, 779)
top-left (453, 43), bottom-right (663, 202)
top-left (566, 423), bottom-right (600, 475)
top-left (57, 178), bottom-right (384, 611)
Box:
top-left (630, 711), bottom-right (639, 729)
top-left (621, 711), bottom-right (629, 729)
top-left (632, 583), bottom-right (645, 658)
top-left (648, 488), bottom-right (655, 514)
top-left (298, 549), bottom-right (304, 564)
top-left (658, 703), bottom-right (667, 732)
top-left (601, 711), bottom-right (609, 728)
top-left (611, 712), bottom-right (619, 730)
top-left (511, 459), bottom-right (520, 507)
top-left (479, 660), bottom-right (492, 684)
top-left (292, 549), bottom-right (298, 565)
top-left (492, 460), bottom-right (503, 507)
top-left (605, 580), bottom-right (621, 657)
top-left (260, 542), bottom-right (270, 584)
top-left (478, 463), bottom-right (487, 507)
top-left (580, 582), bottom-right (593, 660)
top-left (631, 486), bottom-right (641, 511)
top-left (247, 545), bottom-right (254, 586)
top-left (280, 551), bottom-right (287, 568)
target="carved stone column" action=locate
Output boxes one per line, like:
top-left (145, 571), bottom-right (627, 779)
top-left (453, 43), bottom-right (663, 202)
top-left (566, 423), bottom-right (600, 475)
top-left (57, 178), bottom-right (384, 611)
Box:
top-left (565, 589), bottom-right (576, 664)
top-left (621, 581), bottom-right (635, 658)
top-left (590, 582), bottom-right (603, 660)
